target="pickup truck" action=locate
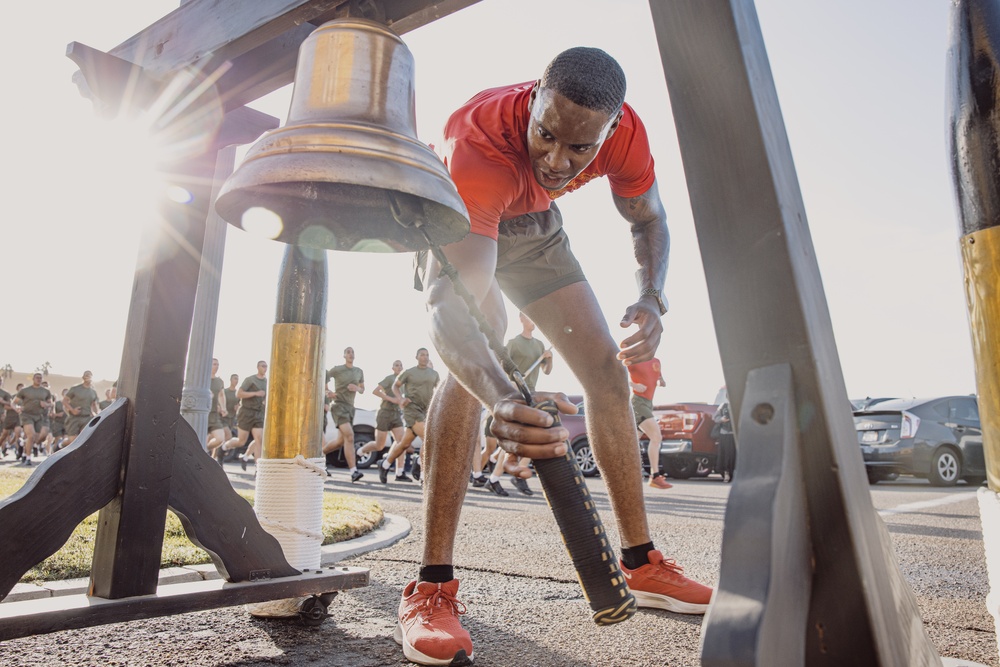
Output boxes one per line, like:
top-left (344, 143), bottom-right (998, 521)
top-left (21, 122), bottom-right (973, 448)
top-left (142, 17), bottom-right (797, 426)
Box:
top-left (646, 402), bottom-right (721, 479)
top-left (567, 395), bottom-right (723, 481)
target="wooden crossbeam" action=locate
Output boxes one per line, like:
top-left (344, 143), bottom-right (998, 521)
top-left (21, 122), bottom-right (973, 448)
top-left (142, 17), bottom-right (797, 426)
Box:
top-left (0, 567), bottom-right (368, 641)
top-left (81, 0), bottom-right (483, 113)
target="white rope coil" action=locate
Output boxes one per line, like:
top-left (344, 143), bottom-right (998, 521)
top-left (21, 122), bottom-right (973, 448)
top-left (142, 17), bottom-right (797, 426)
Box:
top-left (254, 455), bottom-right (326, 571)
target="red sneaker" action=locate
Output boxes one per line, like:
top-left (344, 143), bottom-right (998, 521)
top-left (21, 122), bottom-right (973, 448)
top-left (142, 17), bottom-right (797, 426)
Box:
top-left (395, 579), bottom-right (474, 666)
top-left (620, 550), bottom-right (713, 614)
top-left (648, 474), bottom-right (673, 489)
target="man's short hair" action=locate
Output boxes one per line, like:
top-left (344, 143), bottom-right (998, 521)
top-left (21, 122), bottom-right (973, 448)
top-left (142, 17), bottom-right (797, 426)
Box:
top-left (540, 47), bottom-right (626, 116)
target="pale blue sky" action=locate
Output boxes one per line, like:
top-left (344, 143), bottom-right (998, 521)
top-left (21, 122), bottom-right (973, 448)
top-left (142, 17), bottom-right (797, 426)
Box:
top-left (1, 1), bottom-right (975, 409)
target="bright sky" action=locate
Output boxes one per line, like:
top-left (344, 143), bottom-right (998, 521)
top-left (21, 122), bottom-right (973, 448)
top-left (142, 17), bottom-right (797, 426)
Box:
top-left (1, 0), bottom-right (975, 411)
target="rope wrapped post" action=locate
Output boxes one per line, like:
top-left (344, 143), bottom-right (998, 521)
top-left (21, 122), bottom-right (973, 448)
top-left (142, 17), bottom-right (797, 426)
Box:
top-left (248, 243), bottom-right (328, 618)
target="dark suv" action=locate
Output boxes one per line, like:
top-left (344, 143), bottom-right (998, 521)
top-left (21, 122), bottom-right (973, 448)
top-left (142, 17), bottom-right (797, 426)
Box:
top-left (853, 395), bottom-right (986, 486)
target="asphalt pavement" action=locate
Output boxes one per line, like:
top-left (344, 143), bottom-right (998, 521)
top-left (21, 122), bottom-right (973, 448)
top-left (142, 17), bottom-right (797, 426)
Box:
top-left (0, 461), bottom-right (996, 666)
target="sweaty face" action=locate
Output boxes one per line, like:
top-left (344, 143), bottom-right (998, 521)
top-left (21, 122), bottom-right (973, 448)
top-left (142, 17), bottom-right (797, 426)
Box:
top-left (392, 361), bottom-right (403, 374)
top-left (416, 349), bottom-right (430, 366)
top-left (344, 348), bottom-right (355, 364)
top-left (526, 86), bottom-right (621, 192)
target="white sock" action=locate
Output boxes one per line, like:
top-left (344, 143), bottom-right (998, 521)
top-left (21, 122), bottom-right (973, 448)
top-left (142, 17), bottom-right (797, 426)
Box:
top-left (350, 467), bottom-right (357, 474)
top-left (489, 473), bottom-right (501, 484)
top-left (472, 472), bottom-right (484, 479)
top-left (381, 460), bottom-right (391, 470)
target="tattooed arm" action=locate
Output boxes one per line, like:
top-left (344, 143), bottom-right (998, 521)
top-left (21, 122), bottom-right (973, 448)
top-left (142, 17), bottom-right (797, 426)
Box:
top-left (612, 179), bottom-right (670, 365)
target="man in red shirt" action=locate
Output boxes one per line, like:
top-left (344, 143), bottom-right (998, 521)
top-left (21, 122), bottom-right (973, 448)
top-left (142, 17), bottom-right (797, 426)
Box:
top-left (628, 357), bottom-right (671, 489)
top-left (399, 47), bottom-right (712, 666)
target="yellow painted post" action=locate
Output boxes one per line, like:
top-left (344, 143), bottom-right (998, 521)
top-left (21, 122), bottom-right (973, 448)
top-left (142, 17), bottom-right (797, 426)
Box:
top-left (961, 231), bottom-right (1000, 491)
top-left (252, 244), bottom-right (328, 585)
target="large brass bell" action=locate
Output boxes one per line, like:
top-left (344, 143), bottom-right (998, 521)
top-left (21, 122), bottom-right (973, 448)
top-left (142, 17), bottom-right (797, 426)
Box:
top-left (214, 18), bottom-right (470, 252)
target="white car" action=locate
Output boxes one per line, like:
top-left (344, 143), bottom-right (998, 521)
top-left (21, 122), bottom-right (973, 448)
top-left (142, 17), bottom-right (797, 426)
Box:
top-left (323, 407), bottom-right (420, 469)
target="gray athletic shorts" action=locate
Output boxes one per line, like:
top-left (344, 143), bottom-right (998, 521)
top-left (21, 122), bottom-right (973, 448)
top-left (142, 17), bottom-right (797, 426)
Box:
top-left (330, 402), bottom-right (355, 427)
top-left (631, 395), bottom-right (655, 428)
top-left (415, 204), bottom-right (587, 309)
top-left (376, 407), bottom-right (403, 431)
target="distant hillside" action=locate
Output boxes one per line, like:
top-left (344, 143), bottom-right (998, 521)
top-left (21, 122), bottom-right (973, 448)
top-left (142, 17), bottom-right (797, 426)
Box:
top-left (2, 370), bottom-right (116, 400)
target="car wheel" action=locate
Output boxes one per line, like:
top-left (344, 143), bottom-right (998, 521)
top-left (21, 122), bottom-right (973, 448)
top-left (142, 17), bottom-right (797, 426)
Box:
top-left (694, 457), bottom-right (712, 477)
top-left (572, 439), bottom-right (599, 477)
top-left (929, 448), bottom-right (961, 487)
top-left (866, 468), bottom-right (881, 485)
top-left (354, 436), bottom-right (378, 469)
top-left (665, 458), bottom-right (695, 480)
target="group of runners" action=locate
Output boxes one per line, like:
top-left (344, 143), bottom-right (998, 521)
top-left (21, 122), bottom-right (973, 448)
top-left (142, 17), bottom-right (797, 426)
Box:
top-left (0, 371), bottom-right (115, 466)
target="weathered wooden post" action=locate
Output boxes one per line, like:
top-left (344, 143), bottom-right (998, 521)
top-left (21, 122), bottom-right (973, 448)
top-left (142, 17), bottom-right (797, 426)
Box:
top-left (948, 0), bottom-right (1000, 655)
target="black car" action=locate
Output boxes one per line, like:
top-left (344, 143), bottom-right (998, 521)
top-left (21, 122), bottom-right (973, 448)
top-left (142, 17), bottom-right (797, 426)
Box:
top-left (853, 395), bottom-right (986, 486)
top-left (850, 396), bottom-right (900, 411)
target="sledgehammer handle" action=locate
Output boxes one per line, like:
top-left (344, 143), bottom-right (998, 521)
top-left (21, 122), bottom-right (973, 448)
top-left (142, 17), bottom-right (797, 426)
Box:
top-left (531, 401), bottom-right (637, 626)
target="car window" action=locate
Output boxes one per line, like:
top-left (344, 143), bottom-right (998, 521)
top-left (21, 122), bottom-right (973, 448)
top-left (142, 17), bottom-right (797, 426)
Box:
top-left (950, 398), bottom-right (979, 422)
top-left (928, 401), bottom-right (951, 421)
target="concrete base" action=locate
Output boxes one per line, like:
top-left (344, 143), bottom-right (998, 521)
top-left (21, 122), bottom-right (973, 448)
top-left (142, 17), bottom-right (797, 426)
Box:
top-left (978, 487), bottom-right (1000, 663)
top-left (942, 658), bottom-right (990, 666)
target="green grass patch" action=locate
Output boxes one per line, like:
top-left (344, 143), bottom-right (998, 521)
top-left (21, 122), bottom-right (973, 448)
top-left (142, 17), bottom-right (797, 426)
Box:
top-left (0, 466), bottom-right (383, 584)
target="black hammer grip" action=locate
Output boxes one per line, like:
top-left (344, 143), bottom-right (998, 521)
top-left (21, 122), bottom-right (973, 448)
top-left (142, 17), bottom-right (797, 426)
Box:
top-left (532, 400), bottom-right (637, 626)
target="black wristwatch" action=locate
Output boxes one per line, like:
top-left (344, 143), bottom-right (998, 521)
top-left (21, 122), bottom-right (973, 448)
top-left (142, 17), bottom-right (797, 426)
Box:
top-left (640, 288), bottom-right (668, 316)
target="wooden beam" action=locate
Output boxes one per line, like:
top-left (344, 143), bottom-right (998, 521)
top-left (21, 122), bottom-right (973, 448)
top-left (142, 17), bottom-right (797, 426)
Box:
top-left (0, 567), bottom-right (369, 641)
top-left (74, 0), bottom-right (483, 112)
top-left (0, 402), bottom-right (127, 601)
top-left (647, 1), bottom-right (940, 664)
top-left (89, 148), bottom-right (217, 600)
top-left (168, 418), bottom-right (299, 582)
top-left (105, 0), bottom-right (347, 77)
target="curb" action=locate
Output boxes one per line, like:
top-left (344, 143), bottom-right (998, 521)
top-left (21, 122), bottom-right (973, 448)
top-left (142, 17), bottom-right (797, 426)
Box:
top-left (320, 512), bottom-right (411, 566)
top-left (3, 513), bottom-right (411, 603)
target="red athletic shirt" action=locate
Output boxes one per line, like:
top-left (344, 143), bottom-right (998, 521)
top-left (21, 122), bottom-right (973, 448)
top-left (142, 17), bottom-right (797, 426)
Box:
top-left (441, 82), bottom-right (656, 240)
top-left (628, 358), bottom-right (662, 401)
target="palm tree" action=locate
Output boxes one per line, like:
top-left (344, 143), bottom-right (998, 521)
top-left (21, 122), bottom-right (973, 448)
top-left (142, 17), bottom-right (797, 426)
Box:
top-left (1, 364), bottom-right (12, 380)
top-left (36, 361), bottom-right (52, 377)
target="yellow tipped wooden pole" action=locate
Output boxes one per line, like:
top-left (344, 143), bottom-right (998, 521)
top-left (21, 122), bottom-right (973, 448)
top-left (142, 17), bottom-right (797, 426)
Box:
top-left (949, 0), bottom-right (1000, 493)
top-left (250, 244), bottom-right (329, 589)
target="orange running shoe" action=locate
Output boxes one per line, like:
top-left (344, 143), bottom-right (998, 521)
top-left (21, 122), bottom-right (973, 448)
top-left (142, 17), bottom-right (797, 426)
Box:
top-left (648, 473), bottom-right (673, 489)
top-left (620, 550), bottom-right (713, 614)
top-left (395, 579), bottom-right (474, 666)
